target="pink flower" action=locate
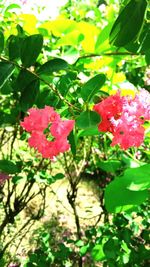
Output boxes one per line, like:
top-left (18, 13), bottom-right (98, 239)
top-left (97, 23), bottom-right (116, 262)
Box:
top-left (20, 106), bottom-right (75, 159)
top-left (20, 106), bottom-right (60, 132)
top-left (93, 89), bottom-right (150, 149)
top-left (93, 92), bottom-right (124, 132)
top-left (111, 114), bottom-right (145, 149)
top-left (50, 120), bottom-right (75, 138)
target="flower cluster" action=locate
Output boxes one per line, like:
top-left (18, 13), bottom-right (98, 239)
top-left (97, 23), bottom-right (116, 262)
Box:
top-left (93, 89), bottom-right (150, 149)
top-left (21, 106), bottom-right (75, 159)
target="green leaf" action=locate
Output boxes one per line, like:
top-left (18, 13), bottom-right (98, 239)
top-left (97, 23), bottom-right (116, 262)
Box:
top-left (8, 35), bottom-right (21, 60)
top-left (20, 79), bottom-right (40, 111)
top-left (81, 74), bottom-right (106, 102)
top-left (37, 58), bottom-right (69, 75)
top-left (123, 164), bottom-right (150, 191)
top-left (139, 23), bottom-right (150, 52)
top-left (21, 34), bottom-right (43, 67)
top-left (76, 110), bottom-right (101, 129)
top-left (0, 159), bottom-right (19, 174)
top-left (15, 69), bottom-right (37, 92)
top-left (0, 81), bottom-right (12, 95)
top-left (53, 173), bottom-right (64, 180)
top-left (109, 0), bottom-right (147, 47)
top-left (68, 130), bottom-right (76, 156)
top-left (78, 126), bottom-right (100, 137)
top-left (95, 23), bottom-right (113, 51)
top-left (75, 240), bottom-right (84, 247)
top-left (97, 160), bottom-right (122, 174)
top-left (0, 31), bottom-right (4, 53)
top-left (5, 3), bottom-right (21, 13)
top-left (103, 239), bottom-right (117, 259)
top-left (0, 62), bottom-right (15, 89)
top-left (80, 244), bottom-right (89, 256)
top-left (91, 244), bottom-right (105, 261)
top-left (104, 172), bottom-right (149, 213)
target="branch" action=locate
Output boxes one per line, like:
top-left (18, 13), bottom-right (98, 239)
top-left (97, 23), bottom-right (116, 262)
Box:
top-left (0, 56), bottom-right (81, 112)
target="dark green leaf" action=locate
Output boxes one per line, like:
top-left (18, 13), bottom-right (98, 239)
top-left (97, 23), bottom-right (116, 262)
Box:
top-left (0, 81), bottom-right (12, 94)
top-left (68, 130), bottom-right (76, 156)
top-left (139, 23), bottom-right (150, 52)
top-left (81, 74), bottom-right (106, 102)
top-left (145, 49), bottom-right (150, 65)
top-left (0, 159), bottom-right (19, 174)
top-left (15, 69), bottom-right (37, 92)
top-left (76, 110), bottom-right (101, 129)
top-left (8, 35), bottom-right (21, 60)
top-left (103, 239), bottom-right (117, 259)
top-left (109, 0), bottom-right (147, 47)
top-left (20, 79), bottom-right (40, 111)
top-left (21, 34), bottom-right (43, 67)
top-left (37, 58), bottom-right (69, 75)
top-left (0, 62), bottom-right (15, 88)
top-left (0, 31), bottom-right (4, 53)
top-left (53, 173), bottom-right (65, 180)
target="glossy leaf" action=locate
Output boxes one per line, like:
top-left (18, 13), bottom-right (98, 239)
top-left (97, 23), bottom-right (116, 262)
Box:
top-left (20, 79), bottom-right (40, 111)
top-left (21, 34), bottom-right (43, 67)
top-left (8, 35), bottom-right (21, 60)
top-left (37, 58), bottom-right (69, 75)
top-left (15, 69), bottom-right (36, 92)
top-left (109, 0), bottom-right (147, 47)
top-left (81, 74), bottom-right (106, 102)
top-left (76, 110), bottom-right (101, 129)
top-left (0, 62), bottom-right (15, 89)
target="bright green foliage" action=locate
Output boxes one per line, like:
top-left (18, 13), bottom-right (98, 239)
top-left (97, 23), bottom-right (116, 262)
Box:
top-left (104, 164), bottom-right (150, 213)
top-left (0, 0), bottom-right (149, 266)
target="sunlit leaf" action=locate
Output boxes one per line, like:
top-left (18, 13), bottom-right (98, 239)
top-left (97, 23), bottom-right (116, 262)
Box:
top-left (81, 74), bottom-right (106, 102)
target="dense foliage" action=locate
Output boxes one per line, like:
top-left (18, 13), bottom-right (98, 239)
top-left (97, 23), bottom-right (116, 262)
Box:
top-left (0, 0), bottom-right (150, 266)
